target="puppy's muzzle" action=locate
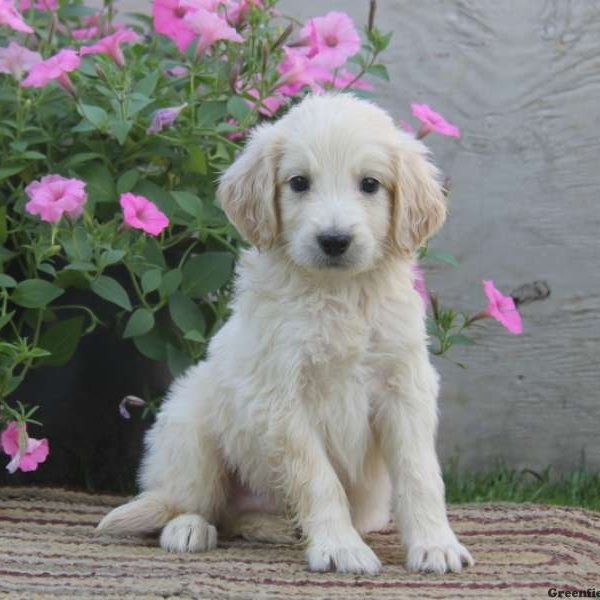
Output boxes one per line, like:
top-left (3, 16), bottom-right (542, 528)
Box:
top-left (317, 232), bottom-right (352, 257)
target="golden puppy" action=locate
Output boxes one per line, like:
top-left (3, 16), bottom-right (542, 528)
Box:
top-left (98, 93), bottom-right (474, 575)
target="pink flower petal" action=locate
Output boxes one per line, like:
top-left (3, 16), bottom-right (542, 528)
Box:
top-left (21, 49), bottom-right (80, 89)
top-left (120, 193), bottom-right (169, 236)
top-left (482, 279), bottom-right (523, 335)
top-left (80, 29), bottom-right (140, 67)
top-left (25, 174), bottom-right (87, 223)
top-left (0, 0), bottom-right (33, 33)
top-left (411, 103), bottom-right (461, 138)
top-left (298, 11), bottom-right (360, 70)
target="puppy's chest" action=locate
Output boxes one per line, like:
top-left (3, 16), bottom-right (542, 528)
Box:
top-left (298, 300), bottom-right (382, 480)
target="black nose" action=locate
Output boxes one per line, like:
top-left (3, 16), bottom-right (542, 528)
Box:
top-left (317, 233), bottom-right (352, 257)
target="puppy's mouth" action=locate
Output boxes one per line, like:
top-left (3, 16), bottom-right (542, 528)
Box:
top-left (318, 256), bottom-right (354, 269)
top-left (308, 251), bottom-right (359, 271)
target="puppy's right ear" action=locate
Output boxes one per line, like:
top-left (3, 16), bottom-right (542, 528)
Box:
top-left (217, 123), bottom-right (280, 250)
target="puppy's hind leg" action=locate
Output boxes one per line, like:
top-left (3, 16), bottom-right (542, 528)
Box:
top-left (98, 365), bottom-right (228, 554)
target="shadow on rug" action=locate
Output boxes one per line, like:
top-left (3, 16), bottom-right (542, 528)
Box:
top-left (0, 487), bottom-right (599, 598)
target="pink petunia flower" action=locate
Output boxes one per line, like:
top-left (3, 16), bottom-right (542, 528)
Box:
top-left (325, 69), bottom-right (374, 91)
top-left (0, 0), bottom-right (33, 33)
top-left (120, 193), bottom-right (169, 236)
top-left (481, 280), bottom-right (523, 334)
top-left (276, 47), bottom-right (331, 95)
top-left (147, 103), bottom-right (187, 134)
top-left (1, 421), bottom-right (49, 474)
top-left (411, 103), bottom-right (461, 139)
top-left (21, 49), bottom-right (80, 95)
top-left (225, 0), bottom-right (262, 26)
top-left (184, 7), bottom-right (243, 56)
top-left (25, 175), bottom-right (87, 223)
top-left (80, 29), bottom-right (141, 67)
top-left (72, 12), bottom-right (112, 40)
top-left (243, 88), bottom-right (284, 117)
top-left (19, 0), bottom-right (56, 10)
top-left (165, 65), bottom-right (188, 77)
top-left (299, 11), bottom-right (360, 69)
top-left (152, 0), bottom-right (199, 52)
top-left (0, 41), bottom-right (41, 79)
top-left (119, 395), bottom-right (146, 419)
top-left (412, 264), bottom-right (429, 306)
top-left (225, 118), bottom-right (245, 141)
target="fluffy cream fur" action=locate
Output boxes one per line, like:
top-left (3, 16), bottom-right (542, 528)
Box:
top-left (97, 94), bottom-right (473, 575)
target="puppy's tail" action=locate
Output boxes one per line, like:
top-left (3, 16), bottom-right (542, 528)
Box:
top-left (97, 492), bottom-right (174, 536)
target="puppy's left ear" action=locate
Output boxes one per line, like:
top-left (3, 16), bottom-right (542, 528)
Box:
top-left (217, 123), bottom-right (280, 250)
top-left (392, 138), bottom-right (447, 254)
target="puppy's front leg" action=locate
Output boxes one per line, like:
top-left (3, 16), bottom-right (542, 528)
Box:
top-left (376, 353), bottom-right (474, 574)
top-left (276, 411), bottom-right (381, 575)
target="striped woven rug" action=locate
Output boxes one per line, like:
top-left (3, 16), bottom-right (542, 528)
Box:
top-left (0, 487), bottom-right (599, 599)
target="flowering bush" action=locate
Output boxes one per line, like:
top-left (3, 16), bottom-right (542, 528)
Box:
top-left (0, 0), bottom-right (523, 472)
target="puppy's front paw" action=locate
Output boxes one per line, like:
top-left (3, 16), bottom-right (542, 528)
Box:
top-left (406, 531), bottom-right (474, 574)
top-left (160, 514), bottom-right (217, 553)
top-left (307, 531), bottom-right (381, 575)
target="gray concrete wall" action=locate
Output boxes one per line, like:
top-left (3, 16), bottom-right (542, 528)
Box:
top-left (119, 0), bottom-right (600, 471)
top-left (285, 0), bottom-right (600, 473)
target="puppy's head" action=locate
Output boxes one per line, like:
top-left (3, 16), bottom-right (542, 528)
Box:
top-left (217, 94), bottom-right (446, 272)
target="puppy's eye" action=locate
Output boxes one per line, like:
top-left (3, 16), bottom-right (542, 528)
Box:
top-left (289, 175), bottom-right (310, 193)
top-left (360, 177), bottom-right (380, 194)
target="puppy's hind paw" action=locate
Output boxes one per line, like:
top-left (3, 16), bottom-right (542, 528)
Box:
top-left (307, 533), bottom-right (381, 575)
top-left (160, 514), bottom-right (217, 553)
top-left (406, 535), bottom-right (474, 574)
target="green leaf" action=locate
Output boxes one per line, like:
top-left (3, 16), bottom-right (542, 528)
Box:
top-left (123, 308), bottom-right (155, 338)
top-left (134, 71), bottom-right (160, 97)
top-left (20, 150), bottom-right (45, 160)
top-left (110, 119), bottom-right (133, 145)
top-left (99, 249), bottom-right (126, 267)
top-left (448, 334), bottom-right (475, 347)
top-left (171, 191), bottom-right (202, 218)
top-left (0, 206), bottom-right (6, 244)
top-left (141, 269), bottom-right (162, 295)
top-left (184, 146), bottom-right (207, 175)
top-left (0, 311), bottom-right (15, 332)
top-left (133, 327), bottom-right (167, 361)
top-left (0, 273), bottom-right (16, 287)
top-left (79, 104), bottom-right (109, 130)
top-left (227, 95), bottom-right (252, 122)
top-left (183, 329), bottom-right (205, 343)
top-left (169, 292), bottom-right (206, 335)
top-left (140, 236), bottom-right (167, 270)
top-left (0, 166), bottom-right (25, 181)
top-left (159, 269), bottom-right (182, 296)
top-left (5, 374), bottom-right (24, 396)
top-left (61, 152), bottom-right (106, 168)
top-left (37, 317), bottom-right (84, 367)
top-left (166, 343), bottom-right (193, 377)
top-left (182, 252), bottom-right (234, 297)
top-left (90, 275), bottom-right (132, 311)
top-left (37, 263), bottom-right (56, 277)
top-left (76, 163), bottom-right (116, 205)
top-left (117, 169), bottom-right (139, 194)
top-left (197, 101), bottom-right (227, 128)
top-left (11, 279), bottom-right (64, 308)
top-left (127, 93), bottom-right (152, 118)
top-left (424, 249), bottom-right (459, 267)
top-left (366, 64), bottom-right (389, 80)
top-left (62, 224), bottom-right (92, 261)
top-left (65, 261), bottom-right (96, 272)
